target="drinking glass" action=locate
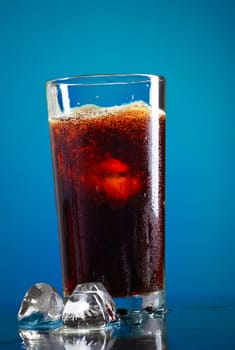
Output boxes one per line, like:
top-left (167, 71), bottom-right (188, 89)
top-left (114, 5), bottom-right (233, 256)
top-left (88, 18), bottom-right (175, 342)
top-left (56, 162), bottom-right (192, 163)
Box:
top-left (46, 74), bottom-right (166, 314)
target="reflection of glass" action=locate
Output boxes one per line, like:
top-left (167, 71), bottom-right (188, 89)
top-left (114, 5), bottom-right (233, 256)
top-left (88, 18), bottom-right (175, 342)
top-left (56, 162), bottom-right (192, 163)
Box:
top-left (46, 74), bottom-right (166, 313)
top-left (113, 316), bottom-right (167, 350)
top-left (19, 315), bottom-right (167, 350)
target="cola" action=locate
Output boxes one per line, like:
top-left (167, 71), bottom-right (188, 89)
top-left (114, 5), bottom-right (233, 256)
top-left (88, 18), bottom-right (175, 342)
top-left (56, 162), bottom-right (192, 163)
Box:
top-left (49, 102), bottom-right (165, 298)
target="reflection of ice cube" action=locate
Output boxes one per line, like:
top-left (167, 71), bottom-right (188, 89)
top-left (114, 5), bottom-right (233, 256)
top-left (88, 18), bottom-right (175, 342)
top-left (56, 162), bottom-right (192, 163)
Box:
top-left (62, 283), bottom-right (117, 330)
top-left (63, 329), bottom-right (115, 350)
top-left (20, 326), bottom-right (115, 350)
top-left (18, 283), bottom-right (63, 330)
top-left (19, 329), bottom-right (64, 350)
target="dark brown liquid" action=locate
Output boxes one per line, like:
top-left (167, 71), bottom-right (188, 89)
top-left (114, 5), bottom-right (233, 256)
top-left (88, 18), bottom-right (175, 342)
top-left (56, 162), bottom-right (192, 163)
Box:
top-left (49, 103), bottom-right (165, 297)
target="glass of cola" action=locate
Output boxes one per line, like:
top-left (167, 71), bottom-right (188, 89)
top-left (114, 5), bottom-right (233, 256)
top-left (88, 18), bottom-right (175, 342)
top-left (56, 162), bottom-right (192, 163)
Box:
top-left (46, 74), bottom-right (166, 314)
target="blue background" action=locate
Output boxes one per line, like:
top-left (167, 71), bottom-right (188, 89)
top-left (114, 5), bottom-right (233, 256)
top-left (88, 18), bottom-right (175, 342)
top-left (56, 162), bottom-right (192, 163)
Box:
top-left (0, 0), bottom-right (235, 306)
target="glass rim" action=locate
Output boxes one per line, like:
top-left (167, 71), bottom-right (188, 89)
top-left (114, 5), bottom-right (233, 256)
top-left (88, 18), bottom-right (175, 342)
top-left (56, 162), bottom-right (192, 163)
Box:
top-left (46, 73), bottom-right (165, 87)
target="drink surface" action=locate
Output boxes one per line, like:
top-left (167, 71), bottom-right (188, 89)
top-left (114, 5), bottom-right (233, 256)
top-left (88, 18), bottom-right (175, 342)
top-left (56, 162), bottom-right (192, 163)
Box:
top-left (49, 102), bottom-right (165, 298)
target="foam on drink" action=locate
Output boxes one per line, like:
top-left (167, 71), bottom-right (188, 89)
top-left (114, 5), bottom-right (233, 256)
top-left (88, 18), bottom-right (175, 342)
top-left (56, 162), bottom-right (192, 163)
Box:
top-left (49, 101), bottom-right (164, 120)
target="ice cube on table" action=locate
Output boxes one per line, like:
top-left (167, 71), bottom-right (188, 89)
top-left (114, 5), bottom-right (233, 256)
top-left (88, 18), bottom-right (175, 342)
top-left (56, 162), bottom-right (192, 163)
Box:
top-left (62, 282), bottom-right (117, 330)
top-left (73, 283), bottom-right (116, 322)
top-left (18, 283), bottom-right (63, 330)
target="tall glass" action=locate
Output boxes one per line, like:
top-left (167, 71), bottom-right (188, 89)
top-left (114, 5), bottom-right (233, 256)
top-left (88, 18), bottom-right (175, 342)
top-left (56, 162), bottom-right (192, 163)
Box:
top-left (46, 74), bottom-right (166, 313)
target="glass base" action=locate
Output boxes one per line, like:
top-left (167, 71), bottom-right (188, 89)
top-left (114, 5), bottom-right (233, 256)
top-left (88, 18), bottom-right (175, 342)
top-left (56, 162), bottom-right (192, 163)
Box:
top-left (114, 290), bottom-right (166, 317)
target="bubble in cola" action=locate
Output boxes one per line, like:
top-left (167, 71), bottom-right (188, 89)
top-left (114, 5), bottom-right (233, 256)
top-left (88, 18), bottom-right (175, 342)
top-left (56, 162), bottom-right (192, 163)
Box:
top-left (18, 283), bottom-right (64, 330)
top-left (62, 282), bottom-right (117, 330)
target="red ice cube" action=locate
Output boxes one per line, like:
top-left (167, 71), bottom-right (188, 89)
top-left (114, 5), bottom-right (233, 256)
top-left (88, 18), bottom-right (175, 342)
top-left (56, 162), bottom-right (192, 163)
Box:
top-left (80, 158), bottom-right (141, 203)
top-left (103, 175), bottom-right (141, 202)
top-left (98, 158), bottom-right (141, 201)
top-left (97, 158), bottom-right (129, 176)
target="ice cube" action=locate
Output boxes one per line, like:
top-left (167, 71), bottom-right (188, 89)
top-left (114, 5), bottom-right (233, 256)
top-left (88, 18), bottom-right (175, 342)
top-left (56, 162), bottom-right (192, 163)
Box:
top-left (62, 282), bottom-right (117, 330)
top-left (98, 158), bottom-right (141, 201)
top-left (81, 157), bottom-right (141, 203)
top-left (18, 283), bottom-right (63, 330)
top-left (73, 283), bottom-right (116, 322)
top-left (98, 158), bottom-right (129, 175)
top-left (103, 175), bottom-right (141, 202)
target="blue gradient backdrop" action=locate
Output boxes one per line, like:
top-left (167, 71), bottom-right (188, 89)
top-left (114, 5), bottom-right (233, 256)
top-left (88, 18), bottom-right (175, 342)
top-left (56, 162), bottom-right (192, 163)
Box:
top-left (1, 0), bottom-right (235, 304)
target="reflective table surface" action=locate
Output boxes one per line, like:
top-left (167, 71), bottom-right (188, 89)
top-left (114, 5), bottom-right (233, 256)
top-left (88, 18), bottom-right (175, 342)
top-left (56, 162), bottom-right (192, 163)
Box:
top-left (1, 297), bottom-right (235, 349)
